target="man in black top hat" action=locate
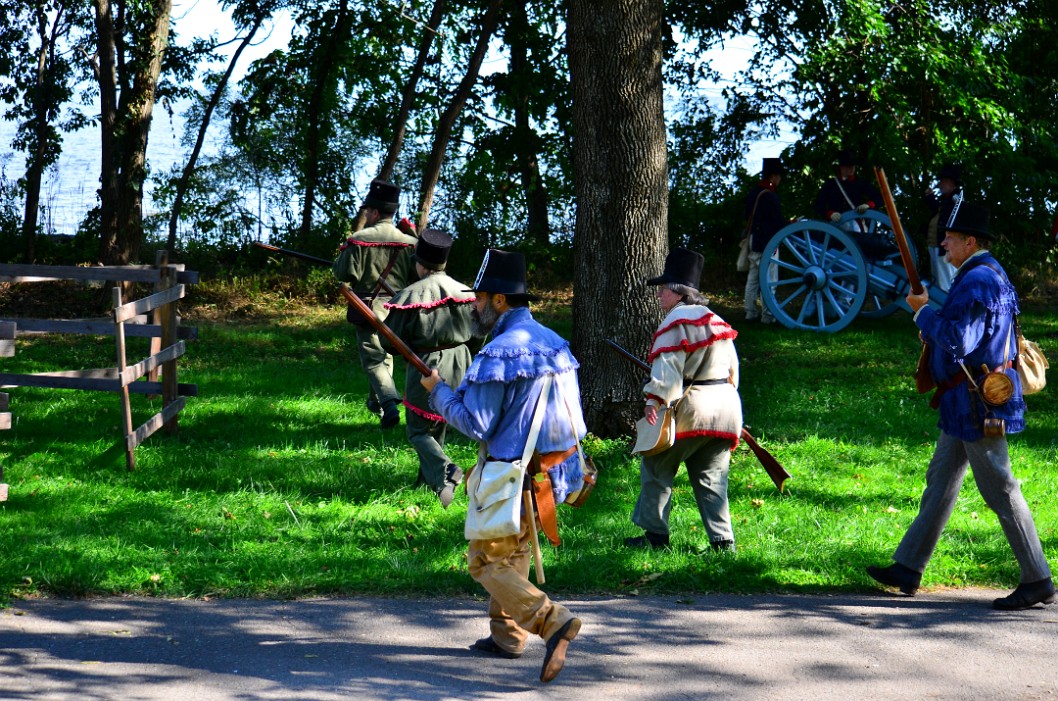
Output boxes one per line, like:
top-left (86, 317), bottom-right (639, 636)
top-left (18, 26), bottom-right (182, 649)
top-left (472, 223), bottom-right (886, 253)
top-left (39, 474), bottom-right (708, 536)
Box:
top-left (421, 249), bottom-right (587, 684)
top-left (626, 248), bottom-right (743, 552)
top-left (814, 149), bottom-right (882, 225)
top-left (333, 179), bottom-right (418, 428)
top-left (923, 163), bottom-right (962, 292)
top-left (380, 230), bottom-right (477, 507)
top-left (743, 157), bottom-right (785, 323)
top-left (866, 200), bottom-right (1054, 611)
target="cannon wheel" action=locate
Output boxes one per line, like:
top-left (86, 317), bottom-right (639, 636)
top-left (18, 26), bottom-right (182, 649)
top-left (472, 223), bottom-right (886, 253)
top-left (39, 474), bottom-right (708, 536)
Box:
top-left (760, 221), bottom-right (868, 333)
top-left (836, 210), bottom-right (918, 319)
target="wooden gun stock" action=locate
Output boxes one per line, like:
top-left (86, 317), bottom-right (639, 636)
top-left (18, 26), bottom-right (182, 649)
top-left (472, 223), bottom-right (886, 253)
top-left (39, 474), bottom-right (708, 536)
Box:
top-left (339, 284), bottom-right (431, 377)
top-left (603, 339), bottom-right (789, 492)
top-left (873, 167), bottom-right (924, 295)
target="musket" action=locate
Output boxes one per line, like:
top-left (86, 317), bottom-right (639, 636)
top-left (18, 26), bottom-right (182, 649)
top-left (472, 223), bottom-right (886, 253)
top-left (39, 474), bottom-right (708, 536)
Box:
top-left (254, 241), bottom-right (398, 297)
top-left (604, 339), bottom-right (789, 492)
top-left (873, 167), bottom-right (924, 295)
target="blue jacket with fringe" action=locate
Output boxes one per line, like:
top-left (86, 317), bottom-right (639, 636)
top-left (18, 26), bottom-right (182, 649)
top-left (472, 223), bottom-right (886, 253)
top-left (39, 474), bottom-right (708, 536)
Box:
top-left (916, 251), bottom-right (1025, 440)
top-left (429, 307), bottom-right (587, 502)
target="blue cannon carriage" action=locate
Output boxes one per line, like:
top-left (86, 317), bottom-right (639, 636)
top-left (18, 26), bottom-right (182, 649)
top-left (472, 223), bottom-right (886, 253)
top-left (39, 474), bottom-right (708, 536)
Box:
top-left (759, 210), bottom-right (948, 332)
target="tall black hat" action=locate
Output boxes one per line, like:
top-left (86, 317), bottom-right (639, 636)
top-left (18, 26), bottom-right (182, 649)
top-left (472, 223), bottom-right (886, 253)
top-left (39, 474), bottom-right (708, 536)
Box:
top-left (837, 149), bottom-right (859, 166)
top-left (469, 249), bottom-right (538, 300)
top-left (413, 229), bottom-right (453, 270)
top-left (363, 179), bottom-right (400, 214)
top-left (946, 199), bottom-right (991, 240)
top-left (762, 157), bottom-right (784, 178)
top-left (938, 163), bottom-right (962, 184)
top-left (646, 248), bottom-right (705, 290)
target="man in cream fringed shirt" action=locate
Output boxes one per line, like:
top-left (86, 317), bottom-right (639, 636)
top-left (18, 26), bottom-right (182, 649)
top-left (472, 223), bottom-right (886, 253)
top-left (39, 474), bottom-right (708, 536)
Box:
top-left (625, 248), bottom-right (744, 553)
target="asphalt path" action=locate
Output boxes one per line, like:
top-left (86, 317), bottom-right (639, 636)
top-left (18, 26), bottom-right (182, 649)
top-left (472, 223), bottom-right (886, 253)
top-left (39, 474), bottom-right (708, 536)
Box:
top-left (1, 590), bottom-right (1056, 701)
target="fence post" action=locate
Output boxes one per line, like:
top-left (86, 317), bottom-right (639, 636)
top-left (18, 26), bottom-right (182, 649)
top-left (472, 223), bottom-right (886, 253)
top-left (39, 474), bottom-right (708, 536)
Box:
top-left (112, 287), bottom-right (136, 471)
top-left (0, 320), bottom-right (12, 501)
top-left (159, 264), bottom-right (179, 434)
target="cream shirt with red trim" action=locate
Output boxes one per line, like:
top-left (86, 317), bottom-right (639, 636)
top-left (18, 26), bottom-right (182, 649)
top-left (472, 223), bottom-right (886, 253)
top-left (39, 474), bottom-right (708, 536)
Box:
top-left (644, 303), bottom-right (743, 449)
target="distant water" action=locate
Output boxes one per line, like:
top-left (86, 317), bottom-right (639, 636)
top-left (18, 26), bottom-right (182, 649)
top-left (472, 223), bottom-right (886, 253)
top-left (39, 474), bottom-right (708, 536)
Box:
top-left (0, 105), bottom-right (190, 236)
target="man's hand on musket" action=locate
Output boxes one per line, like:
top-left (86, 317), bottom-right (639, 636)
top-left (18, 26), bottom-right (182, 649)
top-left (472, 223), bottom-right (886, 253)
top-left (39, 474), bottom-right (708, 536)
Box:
top-left (421, 369), bottom-right (442, 392)
top-left (644, 403), bottom-right (658, 426)
top-left (906, 287), bottom-right (930, 313)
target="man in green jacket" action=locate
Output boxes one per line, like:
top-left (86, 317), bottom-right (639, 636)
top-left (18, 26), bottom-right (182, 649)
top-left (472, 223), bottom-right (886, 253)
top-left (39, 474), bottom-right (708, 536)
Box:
top-left (333, 179), bottom-right (417, 428)
top-left (382, 229), bottom-right (477, 505)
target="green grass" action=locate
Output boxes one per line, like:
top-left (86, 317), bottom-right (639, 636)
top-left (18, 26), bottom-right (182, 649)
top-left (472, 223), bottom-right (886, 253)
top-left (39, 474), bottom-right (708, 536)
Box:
top-left (0, 289), bottom-right (1055, 600)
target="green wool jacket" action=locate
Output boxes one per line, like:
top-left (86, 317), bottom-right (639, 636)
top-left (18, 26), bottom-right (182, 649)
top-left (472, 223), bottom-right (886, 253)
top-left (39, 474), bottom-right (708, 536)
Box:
top-left (332, 219), bottom-right (418, 320)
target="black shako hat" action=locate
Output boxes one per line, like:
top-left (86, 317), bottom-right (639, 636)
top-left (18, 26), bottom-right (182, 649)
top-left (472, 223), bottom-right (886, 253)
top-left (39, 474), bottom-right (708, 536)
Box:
top-left (946, 199), bottom-right (992, 240)
top-left (363, 179), bottom-right (400, 214)
top-left (413, 229), bottom-right (453, 270)
top-left (646, 247), bottom-right (705, 290)
top-left (762, 157), bottom-right (784, 177)
top-left (938, 163), bottom-right (963, 185)
top-left (837, 149), bottom-right (860, 166)
top-left (469, 249), bottom-right (539, 301)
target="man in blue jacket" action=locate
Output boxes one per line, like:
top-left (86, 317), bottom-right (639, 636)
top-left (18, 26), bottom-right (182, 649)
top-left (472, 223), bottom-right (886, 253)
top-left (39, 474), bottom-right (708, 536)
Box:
top-left (866, 200), bottom-right (1054, 610)
top-left (422, 249), bottom-right (586, 683)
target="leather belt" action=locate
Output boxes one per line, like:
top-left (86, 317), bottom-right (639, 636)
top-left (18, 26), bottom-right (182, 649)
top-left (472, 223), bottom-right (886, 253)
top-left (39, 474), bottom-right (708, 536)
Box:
top-left (417, 341), bottom-right (464, 354)
top-left (684, 378), bottom-right (728, 387)
top-left (486, 446), bottom-right (577, 469)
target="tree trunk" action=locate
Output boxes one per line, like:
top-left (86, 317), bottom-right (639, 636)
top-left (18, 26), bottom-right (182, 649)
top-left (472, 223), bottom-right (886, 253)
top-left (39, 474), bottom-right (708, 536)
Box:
top-left (94, 0), bottom-right (120, 263)
top-left (353, 0), bottom-right (446, 234)
top-left (509, 0), bottom-right (550, 247)
top-left (417, 0), bottom-right (505, 232)
top-left (568, 0), bottom-right (668, 437)
top-left (299, 0), bottom-right (349, 245)
top-left (167, 13), bottom-right (264, 250)
top-left (112, 0), bottom-right (172, 265)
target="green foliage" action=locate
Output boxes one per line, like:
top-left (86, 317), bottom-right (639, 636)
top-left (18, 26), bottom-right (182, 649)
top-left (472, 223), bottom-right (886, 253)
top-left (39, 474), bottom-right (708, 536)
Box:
top-left (0, 291), bottom-right (1054, 599)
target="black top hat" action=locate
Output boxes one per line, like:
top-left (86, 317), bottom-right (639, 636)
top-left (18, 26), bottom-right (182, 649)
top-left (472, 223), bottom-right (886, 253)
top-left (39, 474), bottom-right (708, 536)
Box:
top-left (938, 163), bottom-right (962, 184)
top-left (946, 199), bottom-right (991, 240)
top-left (412, 229), bottom-right (453, 270)
top-left (836, 149), bottom-right (859, 166)
top-left (363, 179), bottom-right (401, 214)
top-left (646, 248), bottom-right (705, 290)
top-left (762, 157), bottom-right (784, 178)
top-left (469, 249), bottom-right (538, 300)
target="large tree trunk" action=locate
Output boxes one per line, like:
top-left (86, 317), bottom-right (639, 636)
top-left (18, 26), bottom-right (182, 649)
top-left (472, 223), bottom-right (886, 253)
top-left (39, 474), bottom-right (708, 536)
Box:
top-left (21, 5), bottom-right (49, 264)
top-left (113, 0), bottom-right (171, 265)
top-left (298, 0), bottom-right (349, 245)
top-left (509, 0), bottom-right (550, 247)
top-left (417, 0), bottom-right (505, 231)
top-left (167, 13), bottom-right (264, 250)
top-left (568, 0), bottom-right (668, 437)
top-left (94, 0), bottom-right (120, 263)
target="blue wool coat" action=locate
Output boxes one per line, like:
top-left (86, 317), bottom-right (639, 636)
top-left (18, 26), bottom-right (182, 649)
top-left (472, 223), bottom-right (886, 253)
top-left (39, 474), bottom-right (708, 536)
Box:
top-left (429, 307), bottom-right (587, 502)
top-left (916, 251), bottom-right (1025, 440)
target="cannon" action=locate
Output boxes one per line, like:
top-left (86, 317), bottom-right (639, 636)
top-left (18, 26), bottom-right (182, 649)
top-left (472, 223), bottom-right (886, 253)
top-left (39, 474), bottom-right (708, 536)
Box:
top-left (759, 210), bottom-right (948, 332)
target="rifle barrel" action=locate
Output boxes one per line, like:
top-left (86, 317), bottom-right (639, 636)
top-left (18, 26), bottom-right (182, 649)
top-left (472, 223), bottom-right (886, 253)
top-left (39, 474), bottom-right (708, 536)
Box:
top-left (253, 241), bottom-right (332, 267)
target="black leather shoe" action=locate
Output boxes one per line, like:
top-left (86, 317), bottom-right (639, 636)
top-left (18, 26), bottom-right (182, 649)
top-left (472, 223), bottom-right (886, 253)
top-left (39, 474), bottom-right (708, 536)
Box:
top-left (380, 404), bottom-right (400, 429)
top-left (993, 578), bottom-right (1056, 610)
top-left (540, 617), bottom-right (581, 683)
top-left (366, 396), bottom-right (382, 416)
top-left (470, 636), bottom-right (521, 659)
top-left (866, 562), bottom-right (922, 595)
top-left (624, 532), bottom-right (669, 549)
top-left (710, 539), bottom-right (736, 553)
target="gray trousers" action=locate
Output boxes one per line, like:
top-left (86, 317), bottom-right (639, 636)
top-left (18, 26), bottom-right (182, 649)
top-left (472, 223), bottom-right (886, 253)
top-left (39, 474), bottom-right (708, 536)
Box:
top-left (632, 435), bottom-right (734, 544)
top-left (355, 327), bottom-right (400, 408)
top-left (894, 431), bottom-right (1052, 583)
top-left (406, 410), bottom-right (451, 493)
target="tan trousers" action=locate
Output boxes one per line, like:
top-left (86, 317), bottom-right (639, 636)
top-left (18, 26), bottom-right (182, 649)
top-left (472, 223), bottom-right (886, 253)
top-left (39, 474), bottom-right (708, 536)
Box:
top-left (467, 514), bottom-right (575, 655)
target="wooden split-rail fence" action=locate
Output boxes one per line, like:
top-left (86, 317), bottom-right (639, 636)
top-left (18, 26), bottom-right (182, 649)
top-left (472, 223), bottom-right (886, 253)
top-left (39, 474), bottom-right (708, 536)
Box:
top-left (0, 252), bottom-right (198, 472)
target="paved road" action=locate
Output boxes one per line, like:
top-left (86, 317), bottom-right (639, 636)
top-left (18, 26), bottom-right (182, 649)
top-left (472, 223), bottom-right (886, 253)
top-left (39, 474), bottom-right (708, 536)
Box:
top-left (1, 590), bottom-right (1056, 700)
